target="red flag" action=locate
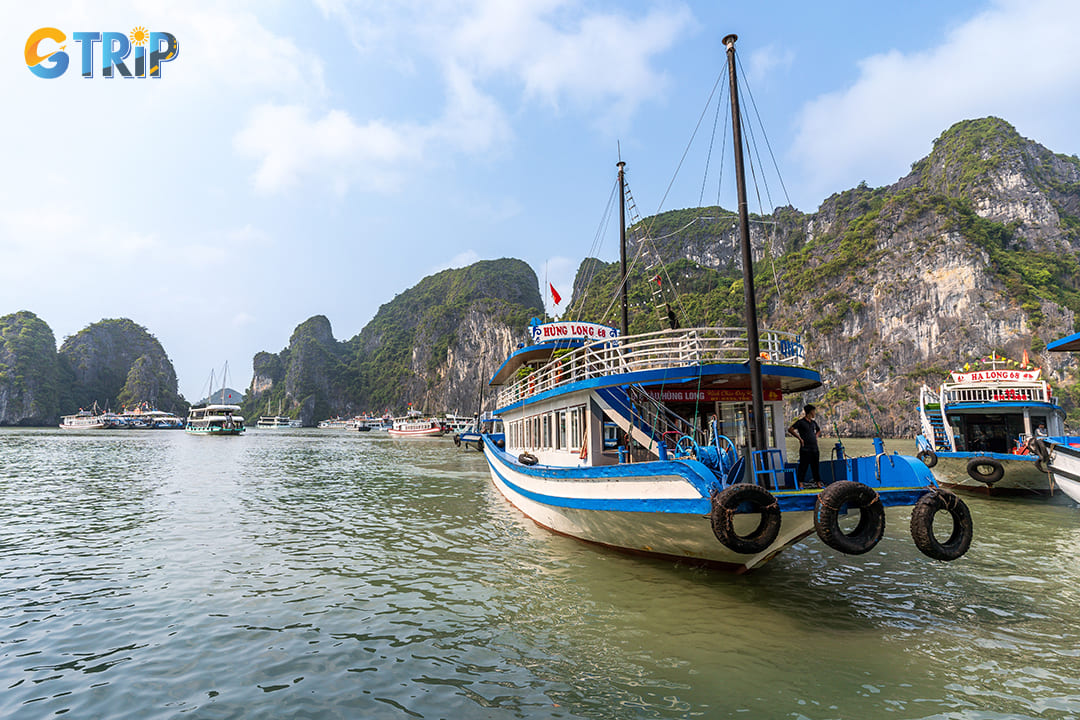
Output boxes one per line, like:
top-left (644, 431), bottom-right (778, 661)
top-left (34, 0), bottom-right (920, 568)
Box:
top-left (652, 274), bottom-right (662, 287)
top-left (549, 283), bottom-right (562, 305)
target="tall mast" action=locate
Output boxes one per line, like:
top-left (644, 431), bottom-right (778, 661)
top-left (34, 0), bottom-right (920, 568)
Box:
top-left (618, 160), bottom-right (629, 337)
top-left (724, 33), bottom-right (768, 470)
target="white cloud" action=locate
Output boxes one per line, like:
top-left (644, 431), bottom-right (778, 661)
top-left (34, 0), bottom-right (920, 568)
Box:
top-left (451, 0), bottom-right (692, 124)
top-left (746, 44), bottom-right (794, 84)
top-left (791, 0), bottom-right (1080, 207)
top-left (234, 104), bottom-right (421, 193)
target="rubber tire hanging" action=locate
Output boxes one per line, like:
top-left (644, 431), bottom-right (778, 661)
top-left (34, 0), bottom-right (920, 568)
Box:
top-left (709, 484), bottom-right (782, 555)
top-left (966, 457), bottom-right (1004, 485)
top-left (518, 452), bottom-right (538, 466)
top-left (910, 489), bottom-right (973, 561)
top-left (814, 481), bottom-right (885, 555)
top-left (917, 449), bottom-right (938, 468)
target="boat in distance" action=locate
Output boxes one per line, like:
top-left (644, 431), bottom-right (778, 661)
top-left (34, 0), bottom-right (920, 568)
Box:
top-left (186, 404), bottom-right (245, 436)
top-left (915, 353), bottom-right (1064, 496)
top-left (388, 410), bottom-right (445, 438)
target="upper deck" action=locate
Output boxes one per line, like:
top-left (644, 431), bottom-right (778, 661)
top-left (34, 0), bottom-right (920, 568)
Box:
top-left (492, 326), bottom-right (816, 410)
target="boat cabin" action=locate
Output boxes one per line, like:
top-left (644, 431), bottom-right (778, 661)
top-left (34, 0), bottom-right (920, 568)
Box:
top-left (489, 321), bottom-right (818, 476)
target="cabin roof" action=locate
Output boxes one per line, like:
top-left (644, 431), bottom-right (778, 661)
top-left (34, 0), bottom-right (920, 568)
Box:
top-left (1047, 331), bottom-right (1080, 352)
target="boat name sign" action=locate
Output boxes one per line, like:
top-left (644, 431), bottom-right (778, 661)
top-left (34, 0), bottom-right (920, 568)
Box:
top-left (951, 369), bottom-right (1041, 383)
top-left (529, 322), bottom-right (620, 343)
top-left (644, 387), bottom-right (782, 403)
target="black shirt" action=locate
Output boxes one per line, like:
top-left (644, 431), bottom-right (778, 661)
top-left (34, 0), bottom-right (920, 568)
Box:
top-left (791, 417), bottom-right (820, 451)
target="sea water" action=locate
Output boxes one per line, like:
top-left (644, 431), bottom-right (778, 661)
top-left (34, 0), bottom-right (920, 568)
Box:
top-left (1, 429), bottom-right (1078, 719)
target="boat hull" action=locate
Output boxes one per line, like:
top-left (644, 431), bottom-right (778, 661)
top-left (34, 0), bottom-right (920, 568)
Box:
top-left (482, 436), bottom-right (932, 572)
top-left (1046, 441), bottom-right (1080, 504)
top-left (185, 426), bottom-right (244, 436)
top-left (927, 452), bottom-right (1050, 496)
top-left (388, 428), bottom-right (444, 437)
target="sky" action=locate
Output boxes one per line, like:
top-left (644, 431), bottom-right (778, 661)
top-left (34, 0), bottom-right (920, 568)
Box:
top-left (3, 0), bottom-right (1080, 402)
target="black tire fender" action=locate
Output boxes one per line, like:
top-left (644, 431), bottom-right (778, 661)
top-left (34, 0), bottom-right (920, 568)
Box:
top-left (910, 489), bottom-right (973, 561)
top-left (966, 457), bottom-right (1004, 485)
top-left (709, 484), bottom-right (782, 555)
top-left (453, 434), bottom-right (461, 447)
top-left (518, 452), bottom-right (538, 466)
top-left (1035, 457), bottom-right (1048, 473)
top-left (814, 481), bottom-right (885, 555)
top-left (917, 449), bottom-right (938, 468)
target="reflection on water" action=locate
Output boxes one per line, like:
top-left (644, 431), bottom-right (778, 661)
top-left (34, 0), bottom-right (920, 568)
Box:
top-left (0, 429), bottom-right (1078, 719)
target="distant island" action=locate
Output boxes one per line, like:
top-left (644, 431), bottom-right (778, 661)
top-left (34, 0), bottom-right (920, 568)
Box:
top-left (3, 117), bottom-right (1080, 434)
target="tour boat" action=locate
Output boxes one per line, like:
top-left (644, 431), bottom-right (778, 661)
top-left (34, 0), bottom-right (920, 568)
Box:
top-left (317, 417), bottom-right (350, 429)
top-left (914, 354), bottom-right (1065, 495)
top-left (59, 405), bottom-right (108, 430)
top-left (1033, 332), bottom-right (1080, 504)
top-left (388, 410), bottom-right (445, 437)
top-left (186, 404), bottom-right (245, 435)
top-left (480, 35), bottom-right (972, 573)
top-left (256, 400), bottom-right (291, 429)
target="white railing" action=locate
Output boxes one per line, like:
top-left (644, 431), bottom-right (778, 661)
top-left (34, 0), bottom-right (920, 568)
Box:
top-left (495, 326), bottom-right (805, 408)
top-left (941, 381), bottom-right (1050, 405)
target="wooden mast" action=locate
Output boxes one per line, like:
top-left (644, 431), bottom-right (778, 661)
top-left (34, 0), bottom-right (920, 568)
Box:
top-left (618, 160), bottom-right (629, 338)
top-left (723, 34), bottom-right (768, 474)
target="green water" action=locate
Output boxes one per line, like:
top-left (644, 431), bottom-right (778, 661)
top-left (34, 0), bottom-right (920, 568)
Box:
top-left (1, 429), bottom-right (1078, 719)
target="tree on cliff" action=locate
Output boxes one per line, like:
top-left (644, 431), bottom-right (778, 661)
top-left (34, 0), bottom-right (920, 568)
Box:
top-left (0, 310), bottom-right (60, 425)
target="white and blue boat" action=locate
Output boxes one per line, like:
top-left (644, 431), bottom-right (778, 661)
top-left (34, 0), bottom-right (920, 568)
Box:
top-left (1031, 332), bottom-right (1080, 504)
top-left (915, 354), bottom-right (1065, 495)
top-left (480, 34), bottom-right (971, 573)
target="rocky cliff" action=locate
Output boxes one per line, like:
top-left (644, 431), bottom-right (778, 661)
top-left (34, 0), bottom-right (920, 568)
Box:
top-left (567, 117), bottom-right (1080, 434)
top-left (244, 258), bottom-right (543, 423)
top-left (59, 318), bottom-right (187, 415)
top-left (0, 311), bottom-right (60, 425)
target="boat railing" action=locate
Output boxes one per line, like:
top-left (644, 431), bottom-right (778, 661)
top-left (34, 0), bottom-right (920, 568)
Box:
top-left (941, 381), bottom-right (1050, 405)
top-left (496, 326), bottom-right (805, 407)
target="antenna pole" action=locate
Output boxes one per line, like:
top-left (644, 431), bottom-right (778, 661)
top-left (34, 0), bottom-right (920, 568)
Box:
top-left (724, 33), bottom-right (768, 471)
top-left (618, 160), bottom-right (629, 338)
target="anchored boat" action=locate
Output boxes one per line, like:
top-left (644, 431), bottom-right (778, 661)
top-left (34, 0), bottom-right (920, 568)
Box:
top-left (915, 354), bottom-right (1065, 495)
top-left (1032, 332), bottom-right (1080, 503)
top-left (186, 404), bottom-right (245, 435)
top-left (481, 34), bottom-right (972, 573)
top-left (388, 409), bottom-right (445, 437)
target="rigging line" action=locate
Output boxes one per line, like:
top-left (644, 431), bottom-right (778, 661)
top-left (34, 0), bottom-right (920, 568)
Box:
top-left (650, 69), bottom-right (725, 226)
top-left (739, 110), bottom-right (785, 305)
top-left (699, 76), bottom-right (726, 207)
top-left (571, 177), bottom-right (620, 322)
top-left (716, 90), bottom-right (729, 208)
top-left (737, 56), bottom-right (792, 207)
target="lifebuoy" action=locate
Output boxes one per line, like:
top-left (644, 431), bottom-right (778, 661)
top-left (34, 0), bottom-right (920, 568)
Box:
top-left (814, 481), bottom-right (885, 555)
top-left (518, 452), bottom-right (538, 466)
top-left (966, 457), bottom-right (1004, 485)
top-left (917, 449), bottom-right (938, 468)
top-left (910, 489), bottom-right (972, 561)
top-left (709, 484), bottom-right (782, 555)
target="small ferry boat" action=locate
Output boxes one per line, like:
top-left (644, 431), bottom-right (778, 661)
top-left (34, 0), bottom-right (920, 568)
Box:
top-left (442, 414), bottom-right (474, 435)
top-left (480, 34), bottom-right (971, 573)
top-left (388, 410), bottom-right (445, 437)
top-left (59, 405), bottom-right (108, 430)
top-left (120, 405), bottom-right (184, 429)
top-left (1034, 332), bottom-right (1080, 504)
top-left (317, 417), bottom-right (350, 430)
top-left (915, 353), bottom-right (1065, 495)
top-left (454, 415), bottom-right (500, 450)
top-left (186, 405), bottom-right (245, 435)
top-left (256, 400), bottom-right (291, 429)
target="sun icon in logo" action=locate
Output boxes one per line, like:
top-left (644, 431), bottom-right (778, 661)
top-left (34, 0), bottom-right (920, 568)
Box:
top-left (129, 26), bottom-right (149, 46)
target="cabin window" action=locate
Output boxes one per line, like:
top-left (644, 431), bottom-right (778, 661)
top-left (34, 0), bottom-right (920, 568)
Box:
top-left (532, 416), bottom-right (541, 449)
top-left (569, 405), bottom-right (585, 451)
top-left (542, 413), bottom-right (552, 448)
top-left (556, 410), bottom-right (567, 450)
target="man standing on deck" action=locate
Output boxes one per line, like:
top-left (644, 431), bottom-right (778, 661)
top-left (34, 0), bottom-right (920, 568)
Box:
top-left (788, 404), bottom-right (822, 489)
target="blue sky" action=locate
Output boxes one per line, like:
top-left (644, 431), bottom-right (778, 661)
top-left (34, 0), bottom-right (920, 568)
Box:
top-left (3, 0), bottom-right (1079, 401)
